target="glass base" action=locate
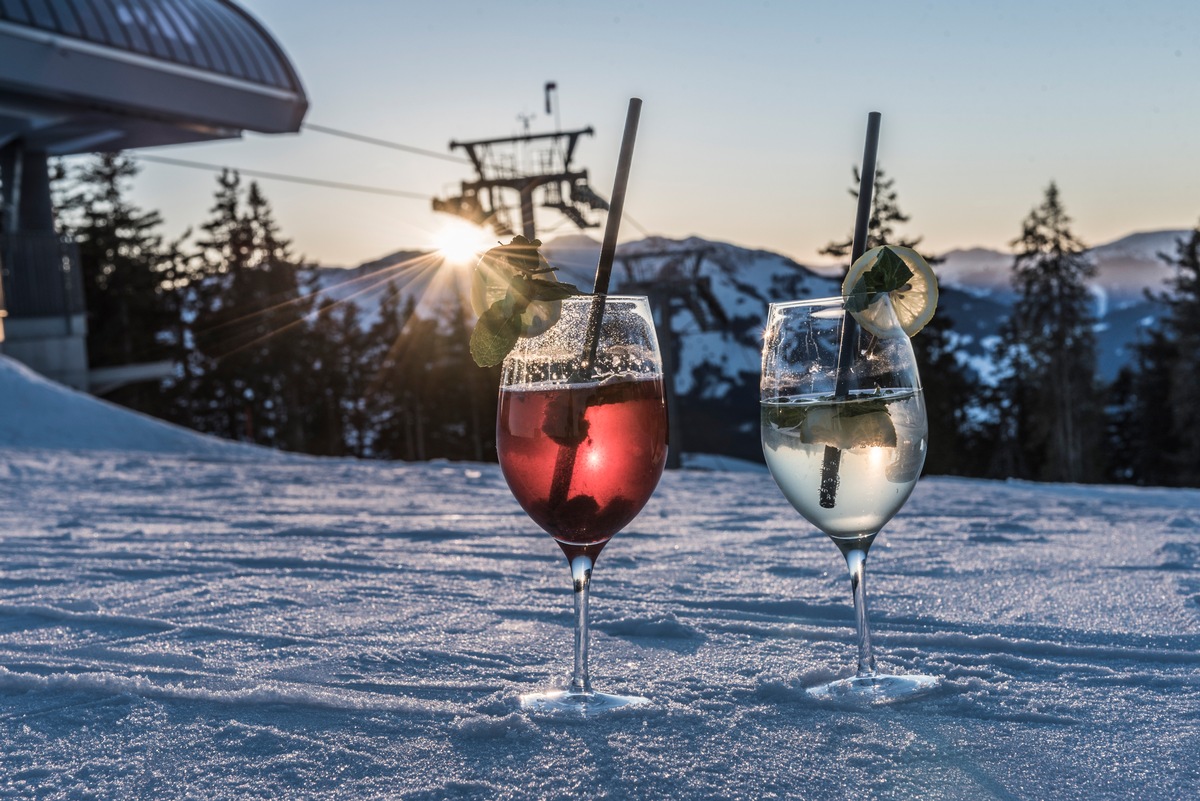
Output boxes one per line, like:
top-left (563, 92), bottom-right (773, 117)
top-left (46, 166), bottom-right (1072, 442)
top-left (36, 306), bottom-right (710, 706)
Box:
top-left (807, 673), bottom-right (939, 704)
top-left (519, 689), bottom-right (650, 716)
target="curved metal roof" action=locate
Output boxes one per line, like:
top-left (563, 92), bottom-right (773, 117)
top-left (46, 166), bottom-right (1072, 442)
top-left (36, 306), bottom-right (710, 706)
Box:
top-left (0, 0), bottom-right (307, 153)
top-left (0, 0), bottom-right (302, 93)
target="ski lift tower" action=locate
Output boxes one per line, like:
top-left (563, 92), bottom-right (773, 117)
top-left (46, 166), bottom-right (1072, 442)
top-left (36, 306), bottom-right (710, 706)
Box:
top-left (432, 83), bottom-right (609, 240)
top-left (0, 0), bottom-right (307, 389)
top-left (618, 248), bottom-right (728, 469)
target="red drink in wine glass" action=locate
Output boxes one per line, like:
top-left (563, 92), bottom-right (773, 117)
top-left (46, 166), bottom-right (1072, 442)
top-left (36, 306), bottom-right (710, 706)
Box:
top-left (497, 296), bottom-right (667, 714)
top-left (498, 376), bottom-right (667, 561)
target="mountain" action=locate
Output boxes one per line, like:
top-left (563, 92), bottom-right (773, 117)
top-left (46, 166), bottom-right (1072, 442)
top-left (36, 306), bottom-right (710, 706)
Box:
top-left (314, 249), bottom-right (432, 325)
top-left (317, 229), bottom-right (1188, 459)
top-left (1087, 230), bottom-right (1184, 303)
top-left (937, 230), bottom-right (1183, 307)
top-left (539, 234), bottom-right (1011, 460)
top-left (935, 229), bottom-right (1189, 377)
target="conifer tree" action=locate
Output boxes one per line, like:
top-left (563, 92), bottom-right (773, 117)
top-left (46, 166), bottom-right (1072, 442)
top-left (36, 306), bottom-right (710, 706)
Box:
top-left (371, 291), bottom-right (430, 461)
top-left (1109, 329), bottom-right (1176, 484)
top-left (155, 235), bottom-right (201, 427)
top-left (54, 154), bottom-right (177, 414)
top-left (178, 170), bottom-right (244, 439)
top-left (1127, 220), bottom-right (1200, 485)
top-left (1161, 223), bottom-right (1200, 483)
top-left (424, 290), bottom-right (496, 462)
top-left (820, 166), bottom-right (922, 258)
top-left (822, 165), bottom-right (977, 475)
top-left (243, 182), bottom-right (321, 451)
top-left (181, 171), bottom-right (317, 450)
top-left (306, 298), bottom-right (370, 457)
top-left (993, 183), bottom-right (1100, 482)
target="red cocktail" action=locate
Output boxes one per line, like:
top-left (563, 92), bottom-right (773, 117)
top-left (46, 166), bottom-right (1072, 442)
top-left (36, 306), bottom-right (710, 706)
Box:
top-left (497, 295), bottom-right (667, 714)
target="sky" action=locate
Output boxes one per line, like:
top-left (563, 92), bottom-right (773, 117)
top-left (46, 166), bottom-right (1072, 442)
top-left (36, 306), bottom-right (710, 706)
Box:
top-left (116, 0), bottom-right (1200, 269)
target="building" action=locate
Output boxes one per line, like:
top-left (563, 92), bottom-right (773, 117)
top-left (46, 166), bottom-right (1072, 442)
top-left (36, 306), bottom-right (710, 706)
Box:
top-left (0, 0), bottom-right (307, 388)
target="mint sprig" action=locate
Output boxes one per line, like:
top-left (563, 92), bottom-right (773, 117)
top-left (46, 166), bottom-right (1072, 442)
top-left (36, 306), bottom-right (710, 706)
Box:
top-left (764, 394), bottom-right (901, 449)
top-left (470, 295), bottom-right (524, 368)
top-left (845, 246), bottom-right (913, 313)
top-left (766, 393), bottom-right (897, 431)
top-left (469, 237), bottom-right (583, 367)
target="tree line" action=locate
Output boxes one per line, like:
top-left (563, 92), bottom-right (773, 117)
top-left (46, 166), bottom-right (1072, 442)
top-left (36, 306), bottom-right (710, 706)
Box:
top-left (50, 154), bottom-right (1200, 486)
top-left (54, 154), bottom-right (499, 461)
top-left (825, 168), bottom-right (1200, 486)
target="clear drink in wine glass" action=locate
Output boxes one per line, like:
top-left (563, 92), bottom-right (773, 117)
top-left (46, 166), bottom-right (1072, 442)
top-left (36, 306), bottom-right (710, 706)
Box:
top-left (760, 294), bottom-right (938, 702)
top-left (497, 295), bottom-right (668, 714)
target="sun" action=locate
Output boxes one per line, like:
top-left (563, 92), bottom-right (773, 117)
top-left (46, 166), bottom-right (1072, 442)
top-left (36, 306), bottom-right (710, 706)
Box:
top-left (431, 218), bottom-right (494, 267)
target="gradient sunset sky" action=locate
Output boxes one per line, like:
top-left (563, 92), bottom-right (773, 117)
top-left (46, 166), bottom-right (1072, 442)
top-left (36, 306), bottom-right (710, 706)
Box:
top-left (121, 0), bottom-right (1200, 268)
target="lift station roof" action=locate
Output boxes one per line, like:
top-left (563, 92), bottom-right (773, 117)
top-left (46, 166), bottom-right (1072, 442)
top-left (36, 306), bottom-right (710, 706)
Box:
top-left (0, 0), bottom-right (308, 154)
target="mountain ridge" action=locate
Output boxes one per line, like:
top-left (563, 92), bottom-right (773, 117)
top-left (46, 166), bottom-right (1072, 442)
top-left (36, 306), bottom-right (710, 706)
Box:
top-left (318, 228), bottom-right (1190, 392)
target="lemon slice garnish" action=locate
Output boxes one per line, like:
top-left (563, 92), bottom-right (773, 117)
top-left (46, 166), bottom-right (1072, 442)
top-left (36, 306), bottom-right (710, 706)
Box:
top-left (798, 404), bottom-right (898, 450)
top-left (842, 245), bottom-right (939, 337)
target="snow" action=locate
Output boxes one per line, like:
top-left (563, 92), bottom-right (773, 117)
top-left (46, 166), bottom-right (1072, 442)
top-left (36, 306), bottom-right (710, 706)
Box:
top-left (1, 357), bottom-right (1198, 799)
top-left (1089, 230), bottom-right (1188, 262)
top-left (0, 357), bottom-right (264, 458)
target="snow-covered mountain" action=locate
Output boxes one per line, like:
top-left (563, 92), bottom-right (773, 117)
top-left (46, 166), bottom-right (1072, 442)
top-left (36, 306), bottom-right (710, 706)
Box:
top-left (317, 228), bottom-right (1190, 458)
top-left (935, 229), bottom-right (1189, 378)
top-left (314, 248), bottom-right (433, 325)
top-left (936, 229), bottom-right (1185, 307)
top-left (544, 230), bottom-right (1187, 383)
top-left (535, 235), bottom-right (1014, 458)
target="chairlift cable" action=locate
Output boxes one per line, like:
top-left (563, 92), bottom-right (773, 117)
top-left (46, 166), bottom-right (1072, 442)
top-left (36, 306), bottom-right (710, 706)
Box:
top-left (136, 154), bottom-right (431, 199)
top-left (301, 123), bottom-right (470, 165)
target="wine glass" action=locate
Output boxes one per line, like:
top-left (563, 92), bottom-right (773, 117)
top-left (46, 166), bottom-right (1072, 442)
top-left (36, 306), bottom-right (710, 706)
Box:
top-left (760, 294), bottom-right (938, 702)
top-left (497, 295), bottom-right (668, 714)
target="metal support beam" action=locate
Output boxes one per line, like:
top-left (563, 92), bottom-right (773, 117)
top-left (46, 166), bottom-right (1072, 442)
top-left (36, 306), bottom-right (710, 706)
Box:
top-left (0, 139), bottom-right (21, 236)
top-left (0, 138), bottom-right (89, 388)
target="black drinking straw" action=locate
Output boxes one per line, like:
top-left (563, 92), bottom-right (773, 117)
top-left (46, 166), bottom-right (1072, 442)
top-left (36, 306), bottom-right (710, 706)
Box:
top-left (548, 98), bottom-right (643, 510)
top-left (582, 97), bottom-right (643, 370)
top-left (819, 111), bottom-right (882, 509)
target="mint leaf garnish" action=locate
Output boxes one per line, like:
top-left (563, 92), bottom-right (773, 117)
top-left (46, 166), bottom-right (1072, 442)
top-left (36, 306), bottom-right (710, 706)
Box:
top-left (498, 235), bottom-right (549, 274)
top-left (764, 392), bottom-right (902, 448)
top-left (509, 273), bottom-right (581, 302)
top-left (470, 296), bottom-right (527, 367)
top-left (765, 402), bottom-right (810, 431)
top-left (837, 396), bottom-right (894, 418)
top-left (469, 237), bottom-right (584, 367)
top-left (845, 246), bottom-right (914, 313)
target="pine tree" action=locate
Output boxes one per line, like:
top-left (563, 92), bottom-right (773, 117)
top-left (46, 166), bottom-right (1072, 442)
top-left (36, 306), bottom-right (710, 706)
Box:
top-left (182, 169), bottom-right (255, 440)
top-left (1163, 224), bottom-right (1200, 483)
top-left (1109, 329), bottom-right (1176, 484)
top-left (423, 291), bottom-right (496, 462)
top-left (822, 164), bottom-right (978, 475)
top-left (305, 297), bottom-right (371, 457)
top-left (370, 290), bottom-right (428, 461)
top-left (992, 182), bottom-right (1101, 482)
top-left (363, 285), bottom-right (411, 459)
top-left (243, 182), bottom-right (320, 451)
top-left (53, 154), bottom-right (177, 414)
top-left (155, 234), bottom-right (201, 427)
top-left (820, 165), bottom-right (922, 258)
top-left (1132, 220), bottom-right (1200, 485)
top-left (180, 171), bottom-right (317, 450)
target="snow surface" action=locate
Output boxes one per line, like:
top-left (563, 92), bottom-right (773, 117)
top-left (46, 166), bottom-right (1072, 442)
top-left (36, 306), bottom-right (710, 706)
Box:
top-left (1, 358), bottom-right (1198, 800)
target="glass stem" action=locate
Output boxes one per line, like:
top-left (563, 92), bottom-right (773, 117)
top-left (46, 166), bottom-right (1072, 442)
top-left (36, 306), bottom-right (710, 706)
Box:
top-left (845, 548), bottom-right (877, 679)
top-left (569, 555), bottom-right (593, 696)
